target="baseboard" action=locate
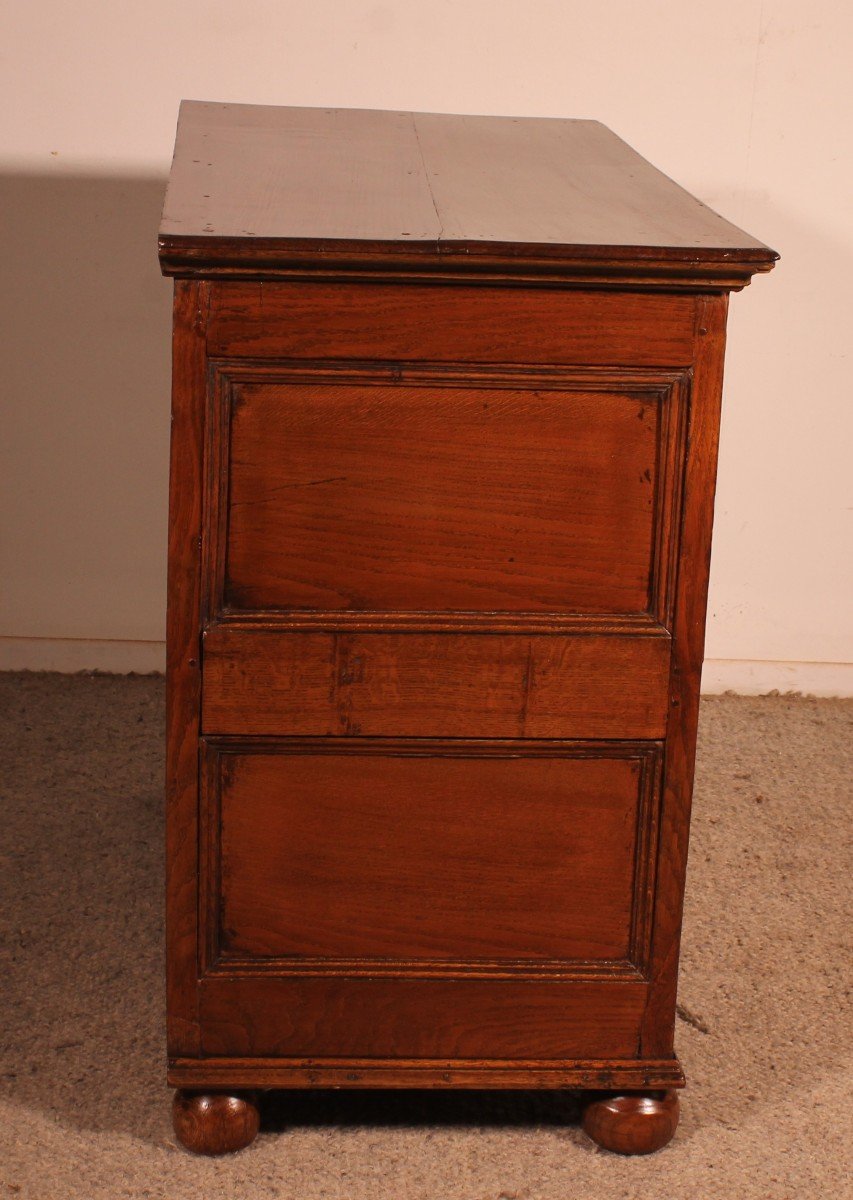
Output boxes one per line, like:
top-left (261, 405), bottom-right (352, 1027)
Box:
top-left (1, 639), bottom-right (850, 697)
top-left (701, 658), bottom-right (852, 698)
top-left (0, 636), bottom-right (166, 674)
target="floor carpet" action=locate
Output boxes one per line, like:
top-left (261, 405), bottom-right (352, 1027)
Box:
top-left (0, 672), bottom-right (850, 1199)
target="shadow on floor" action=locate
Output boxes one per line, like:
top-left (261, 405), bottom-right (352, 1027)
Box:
top-left (261, 1088), bottom-right (583, 1133)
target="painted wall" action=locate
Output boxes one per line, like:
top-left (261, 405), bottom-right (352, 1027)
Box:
top-left (1, 1), bottom-right (850, 693)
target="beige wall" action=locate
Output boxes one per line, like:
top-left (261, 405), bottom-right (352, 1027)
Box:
top-left (1, 1), bottom-right (850, 693)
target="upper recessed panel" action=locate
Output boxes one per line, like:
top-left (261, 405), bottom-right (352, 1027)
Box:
top-left (220, 377), bottom-right (669, 618)
top-left (159, 101), bottom-right (777, 286)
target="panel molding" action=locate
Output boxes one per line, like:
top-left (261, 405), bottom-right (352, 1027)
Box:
top-left (202, 360), bottom-right (691, 634)
top-left (198, 737), bottom-right (663, 984)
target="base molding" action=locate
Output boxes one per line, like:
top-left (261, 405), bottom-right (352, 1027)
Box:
top-left (167, 1056), bottom-right (685, 1091)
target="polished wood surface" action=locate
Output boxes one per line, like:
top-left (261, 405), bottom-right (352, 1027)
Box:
top-left (201, 630), bottom-right (671, 738)
top-left (200, 738), bottom-right (661, 982)
top-left (582, 1090), bottom-right (680, 1155)
top-left (160, 102), bottom-right (777, 288)
top-left (161, 101), bottom-right (776, 1155)
top-left (224, 382), bottom-right (657, 614)
top-left (206, 283), bottom-right (699, 364)
top-left (172, 1090), bottom-right (260, 1155)
top-left (197, 975), bottom-right (649, 1060)
top-left (214, 747), bottom-right (649, 962)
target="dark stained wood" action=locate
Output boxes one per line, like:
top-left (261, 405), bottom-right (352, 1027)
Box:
top-left (582, 1090), bottom-right (680, 1155)
top-left (168, 1057), bottom-right (686, 1091)
top-left (172, 1091), bottom-right (260, 1155)
top-left (223, 381), bottom-right (659, 615)
top-left (201, 629), bottom-right (672, 739)
top-left (213, 747), bottom-right (649, 963)
top-left (206, 283), bottom-right (699, 365)
top-left (160, 100), bottom-right (777, 1155)
top-left (160, 102), bottom-right (777, 289)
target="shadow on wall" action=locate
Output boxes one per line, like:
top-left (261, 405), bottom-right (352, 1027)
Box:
top-left (0, 173), bottom-right (172, 646)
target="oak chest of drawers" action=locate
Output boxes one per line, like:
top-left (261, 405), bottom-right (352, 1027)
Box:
top-left (158, 100), bottom-right (776, 1155)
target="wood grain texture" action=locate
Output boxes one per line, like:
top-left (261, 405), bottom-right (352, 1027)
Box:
top-left (201, 628), bottom-right (671, 739)
top-left (223, 382), bottom-right (656, 615)
top-left (206, 283), bottom-right (699, 365)
top-left (168, 1057), bottom-right (686, 1091)
top-left (164, 281), bottom-right (206, 1056)
top-left (210, 745), bottom-right (655, 964)
top-left (159, 103), bottom-right (777, 288)
top-left (196, 976), bottom-right (649, 1060)
top-left (207, 361), bottom-right (689, 629)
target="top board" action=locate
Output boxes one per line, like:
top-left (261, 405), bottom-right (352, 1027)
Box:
top-left (159, 101), bottom-right (777, 288)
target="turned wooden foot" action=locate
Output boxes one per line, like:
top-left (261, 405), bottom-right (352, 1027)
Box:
top-left (172, 1090), bottom-right (260, 1155)
top-left (582, 1090), bottom-right (679, 1155)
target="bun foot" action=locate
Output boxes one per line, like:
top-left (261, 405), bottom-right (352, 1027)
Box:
top-left (582, 1089), bottom-right (679, 1155)
top-left (172, 1090), bottom-right (260, 1155)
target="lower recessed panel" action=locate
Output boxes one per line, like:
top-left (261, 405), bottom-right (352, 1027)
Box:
top-left (208, 742), bottom-right (658, 965)
top-left (201, 741), bottom-right (661, 1059)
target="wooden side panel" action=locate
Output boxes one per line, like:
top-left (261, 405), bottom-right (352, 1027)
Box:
top-left (162, 272), bottom-right (726, 1086)
top-left (207, 283), bottom-right (698, 365)
top-left (223, 382), bottom-right (658, 615)
top-left (201, 628), bottom-right (671, 739)
top-left (197, 976), bottom-right (648, 1060)
top-left (214, 748), bottom-right (647, 963)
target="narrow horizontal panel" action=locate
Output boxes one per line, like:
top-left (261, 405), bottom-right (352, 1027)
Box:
top-left (206, 283), bottom-right (698, 365)
top-left (223, 381), bottom-right (659, 615)
top-left (202, 628), bottom-right (671, 739)
top-left (213, 747), bottom-right (651, 962)
top-left (168, 1055), bottom-right (686, 1091)
top-left (198, 976), bottom-right (648, 1059)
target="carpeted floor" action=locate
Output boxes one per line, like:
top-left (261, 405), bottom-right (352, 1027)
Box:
top-left (0, 672), bottom-right (850, 1199)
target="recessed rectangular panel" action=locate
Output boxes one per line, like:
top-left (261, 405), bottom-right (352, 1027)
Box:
top-left (223, 383), bottom-right (659, 614)
top-left (215, 747), bottom-right (647, 963)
